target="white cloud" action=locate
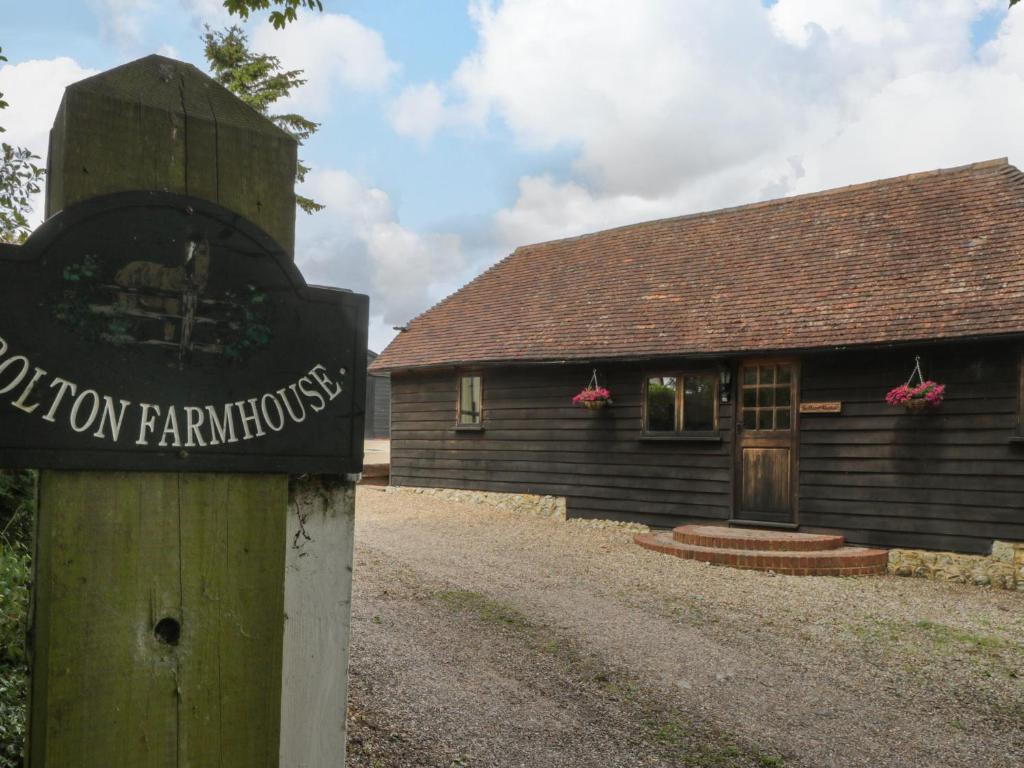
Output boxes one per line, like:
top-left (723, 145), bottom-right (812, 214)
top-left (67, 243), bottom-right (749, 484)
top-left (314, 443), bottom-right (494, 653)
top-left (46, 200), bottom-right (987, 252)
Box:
top-left (770, 0), bottom-right (997, 51)
top-left (178, 0), bottom-right (232, 24)
top-left (400, 0), bottom-right (1023, 249)
top-left (252, 13), bottom-right (399, 113)
top-left (0, 57), bottom-right (98, 158)
top-left (90, 0), bottom-right (155, 49)
top-left (295, 170), bottom-right (463, 350)
top-left (493, 176), bottom-right (677, 249)
top-left (389, 82), bottom-right (446, 142)
top-left (493, 157), bottom-right (807, 251)
top-left (0, 56), bottom-right (98, 229)
top-left (783, 4), bottom-right (1024, 194)
top-left (449, 0), bottom-right (816, 197)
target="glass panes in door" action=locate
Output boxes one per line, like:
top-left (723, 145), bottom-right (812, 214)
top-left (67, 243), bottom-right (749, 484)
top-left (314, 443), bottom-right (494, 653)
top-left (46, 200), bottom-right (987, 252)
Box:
top-left (740, 363), bottom-right (794, 431)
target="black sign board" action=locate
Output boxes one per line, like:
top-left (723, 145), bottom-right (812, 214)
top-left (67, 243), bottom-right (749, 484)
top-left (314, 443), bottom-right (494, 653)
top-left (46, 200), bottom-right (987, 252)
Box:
top-left (0, 192), bottom-right (368, 474)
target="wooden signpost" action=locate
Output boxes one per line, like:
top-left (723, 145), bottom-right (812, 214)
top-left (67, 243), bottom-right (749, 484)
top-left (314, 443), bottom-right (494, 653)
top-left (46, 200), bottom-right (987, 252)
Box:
top-left (0, 191), bottom-right (366, 473)
top-left (11, 55), bottom-right (367, 766)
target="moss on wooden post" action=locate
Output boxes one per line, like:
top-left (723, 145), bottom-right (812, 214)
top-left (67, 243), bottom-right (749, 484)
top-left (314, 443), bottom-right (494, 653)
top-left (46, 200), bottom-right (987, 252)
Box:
top-left (45, 55), bottom-right (297, 257)
top-left (28, 55), bottom-right (297, 766)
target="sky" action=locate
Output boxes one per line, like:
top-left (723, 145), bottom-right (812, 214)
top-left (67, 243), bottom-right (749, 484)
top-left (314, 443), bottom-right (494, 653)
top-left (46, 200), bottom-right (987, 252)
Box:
top-left (1, 0), bottom-right (1022, 352)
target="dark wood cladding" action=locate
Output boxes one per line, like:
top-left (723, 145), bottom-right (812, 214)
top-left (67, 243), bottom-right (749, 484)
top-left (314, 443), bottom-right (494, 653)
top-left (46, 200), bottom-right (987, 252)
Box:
top-left (390, 341), bottom-right (1024, 554)
top-left (391, 362), bottom-right (734, 526)
top-left (365, 373), bottom-right (391, 439)
top-left (798, 342), bottom-right (1024, 554)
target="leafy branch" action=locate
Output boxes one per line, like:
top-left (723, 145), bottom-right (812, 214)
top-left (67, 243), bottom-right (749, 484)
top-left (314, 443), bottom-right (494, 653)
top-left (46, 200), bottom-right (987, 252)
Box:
top-left (203, 26), bottom-right (324, 214)
top-left (0, 47), bottom-right (45, 245)
top-left (222, 0), bottom-right (324, 29)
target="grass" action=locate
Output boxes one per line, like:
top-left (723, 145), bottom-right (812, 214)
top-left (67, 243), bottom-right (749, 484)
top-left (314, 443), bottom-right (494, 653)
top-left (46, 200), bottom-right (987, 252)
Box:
top-left (909, 620), bottom-right (1016, 654)
top-left (435, 589), bottom-right (533, 631)
top-left (854, 617), bottom-right (1020, 657)
top-left (432, 587), bottom-right (787, 768)
top-left (850, 616), bottom-right (1024, 687)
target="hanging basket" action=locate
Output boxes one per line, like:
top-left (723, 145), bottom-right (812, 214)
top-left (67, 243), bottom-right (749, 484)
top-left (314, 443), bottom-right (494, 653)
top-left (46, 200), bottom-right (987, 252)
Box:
top-left (886, 356), bottom-right (946, 413)
top-left (902, 398), bottom-right (930, 414)
top-left (572, 369), bottom-right (613, 410)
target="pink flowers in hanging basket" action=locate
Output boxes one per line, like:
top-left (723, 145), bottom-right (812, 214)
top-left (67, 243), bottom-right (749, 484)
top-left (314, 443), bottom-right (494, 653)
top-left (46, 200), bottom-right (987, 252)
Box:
top-left (572, 386), bottom-right (613, 411)
top-left (885, 380), bottom-right (946, 412)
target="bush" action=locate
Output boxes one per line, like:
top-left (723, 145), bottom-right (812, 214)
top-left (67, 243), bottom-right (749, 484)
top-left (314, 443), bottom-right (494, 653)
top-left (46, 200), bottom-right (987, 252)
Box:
top-left (0, 470), bottom-right (32, 767)
top-left (0, 546), bottom-right (28, 768)
top-left (0, 473), bottom-right (33, 552)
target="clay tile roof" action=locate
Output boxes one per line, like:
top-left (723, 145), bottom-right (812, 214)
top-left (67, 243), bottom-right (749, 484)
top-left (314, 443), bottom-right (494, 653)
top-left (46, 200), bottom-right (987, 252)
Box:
top-left (371, 159), bottom-right (1024, 373)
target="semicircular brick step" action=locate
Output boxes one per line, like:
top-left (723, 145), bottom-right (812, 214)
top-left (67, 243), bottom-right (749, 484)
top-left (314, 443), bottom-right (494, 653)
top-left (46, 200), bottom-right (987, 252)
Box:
top-left (635, 526), bottom-right (887, 576)
top-left (673, 524), bottom-right (845, 552)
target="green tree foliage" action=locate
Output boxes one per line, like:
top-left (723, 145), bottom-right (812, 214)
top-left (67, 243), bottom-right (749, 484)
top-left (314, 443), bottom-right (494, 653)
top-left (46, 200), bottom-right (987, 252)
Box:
top-left (0, 473), bottom-right (32, 555)
top-left (646, 380), bottom-right (676, 431)
top-left (0, 32), bottom-right (40, 644)
top-left (0, 44), bottom-right (38, 765)
top-left (1012, 1), bottom-right (1019, 8)
top-left (203, 26), bottom-right (324, 214)
top-left (0, 544), bottom-right (29, 768)
top-left (223, 0), bottom-right (324, 29)
top-left (0, 49), bottom-right (45, 245)
top-left (0, 466), bottom-right (31, 768)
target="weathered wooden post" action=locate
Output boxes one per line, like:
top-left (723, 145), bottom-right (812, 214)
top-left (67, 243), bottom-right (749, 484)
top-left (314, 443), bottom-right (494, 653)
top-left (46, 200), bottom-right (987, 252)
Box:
top-left (0, 55), bottom-right (366, 766)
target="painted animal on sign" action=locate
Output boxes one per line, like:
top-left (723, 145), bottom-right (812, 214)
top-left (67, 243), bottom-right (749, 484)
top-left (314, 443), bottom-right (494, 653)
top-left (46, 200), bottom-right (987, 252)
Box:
top-left (113, 238), bottom-right (211, 344)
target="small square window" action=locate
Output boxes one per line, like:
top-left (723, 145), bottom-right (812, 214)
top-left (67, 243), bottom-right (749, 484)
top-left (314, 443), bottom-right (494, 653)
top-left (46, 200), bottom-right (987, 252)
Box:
top-left (458, 375), bottom-right (482, 426)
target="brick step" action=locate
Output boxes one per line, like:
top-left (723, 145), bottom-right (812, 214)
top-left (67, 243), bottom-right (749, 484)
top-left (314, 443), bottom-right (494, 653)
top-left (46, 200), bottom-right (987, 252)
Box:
top-left (635, 532), bottom-right (888, 576)
top-left (672, 524), bottom-right (845, 552)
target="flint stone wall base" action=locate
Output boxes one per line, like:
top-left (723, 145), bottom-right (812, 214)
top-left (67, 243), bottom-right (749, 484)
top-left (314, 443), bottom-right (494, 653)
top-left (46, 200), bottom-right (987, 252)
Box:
top-left (888, 542), bottom-right (1024, 591)
top-left (387, 486), bottom-right (567, 520)
top-left (386, 486), bottom-right (651, 532)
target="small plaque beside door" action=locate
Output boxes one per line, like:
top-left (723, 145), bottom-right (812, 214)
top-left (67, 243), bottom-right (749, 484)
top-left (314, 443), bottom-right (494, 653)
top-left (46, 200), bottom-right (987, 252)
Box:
top-left (800, 401), bottom-right (842, 414)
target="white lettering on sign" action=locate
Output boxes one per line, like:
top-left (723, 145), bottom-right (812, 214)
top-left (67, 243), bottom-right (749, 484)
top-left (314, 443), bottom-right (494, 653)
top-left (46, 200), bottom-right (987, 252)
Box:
top-left (0, 334), bottom-right (346, 449)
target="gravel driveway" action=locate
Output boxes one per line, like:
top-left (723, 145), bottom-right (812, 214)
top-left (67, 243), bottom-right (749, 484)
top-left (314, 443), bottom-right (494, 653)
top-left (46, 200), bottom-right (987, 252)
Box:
top-left (347, 487), bottom-right (1024, 768)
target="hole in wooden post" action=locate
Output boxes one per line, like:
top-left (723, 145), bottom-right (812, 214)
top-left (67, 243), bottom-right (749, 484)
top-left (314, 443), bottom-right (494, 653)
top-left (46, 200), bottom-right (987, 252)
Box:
top-left (154, 617), bottom-right (181, 646)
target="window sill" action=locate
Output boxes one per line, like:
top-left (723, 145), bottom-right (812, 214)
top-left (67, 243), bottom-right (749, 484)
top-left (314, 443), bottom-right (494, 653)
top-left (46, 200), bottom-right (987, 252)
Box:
top-left (453, 424), bottom-right (485, 433)
top-left (638, 433), bottom-right (722, 443)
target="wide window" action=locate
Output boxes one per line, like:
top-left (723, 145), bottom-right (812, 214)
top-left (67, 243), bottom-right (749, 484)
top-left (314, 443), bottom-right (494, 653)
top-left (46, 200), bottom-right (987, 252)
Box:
top-left (457, 374), bottom-right (483, 427)
top-left (644, 373), bottom-right (718, 433)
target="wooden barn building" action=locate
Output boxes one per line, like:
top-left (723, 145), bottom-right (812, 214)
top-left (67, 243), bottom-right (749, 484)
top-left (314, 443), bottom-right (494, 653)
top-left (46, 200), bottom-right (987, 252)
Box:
top-left (365, 350), bottom-right (391, 439)
top-left (370, 159), bottom-right (1024, 557)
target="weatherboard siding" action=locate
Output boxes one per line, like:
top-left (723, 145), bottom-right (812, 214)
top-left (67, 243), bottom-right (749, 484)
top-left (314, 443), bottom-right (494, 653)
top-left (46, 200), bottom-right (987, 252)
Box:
top-left (798, 343), bottom-right (1024, 555)
top-left (389, 341), bottom-right (1024, 554)
top-left (390, 363), bottom-right (735, 526)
